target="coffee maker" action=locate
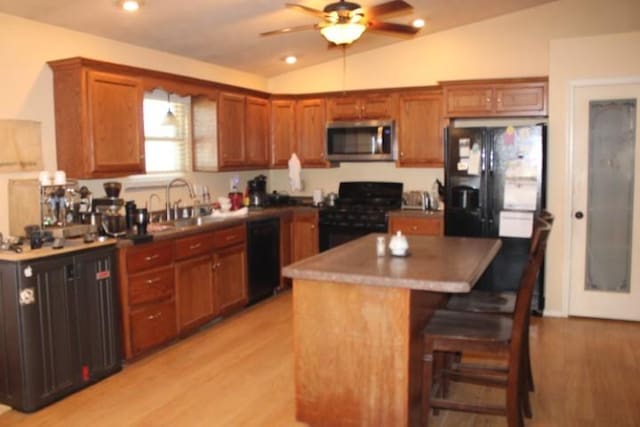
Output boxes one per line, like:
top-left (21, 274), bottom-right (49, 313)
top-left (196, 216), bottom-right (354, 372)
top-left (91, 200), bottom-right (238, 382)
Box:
top-left (247, 175), bottom-right (267, 208)
top-left (92, 182), bottom-right (127, 237)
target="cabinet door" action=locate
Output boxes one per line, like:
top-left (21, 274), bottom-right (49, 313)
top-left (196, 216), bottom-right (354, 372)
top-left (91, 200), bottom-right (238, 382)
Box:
top-left (398, 92), bottom-right (445, 167)
top-left (389, 216), bottom-right (443, 236)
top-left (130, 300), bottom-right (177, 356)
top-left (175, 254), bottom-right (215, 333)
top-left (443, 85), bottom-right (493, 117)
top-left (326, 96), bottom-right (361, 120)
top-left (292, 213), bottom-right (319, 262)
top-left (245, 96), bottom-right (270, 167)
top-left (74, 248), bottom-right (121, 381)
top-left (361, 94), bottom-right (396, 119)
top-left (271, 99), bottom-right (296, 167)
top-left (218, 92), bottom-right (246, 169)
top-left (494, 83), bottom-right (547, 116)
top-left (296, 99), bottom-right (327, 167)
top-left (87, 71), bottom-right (145, 176)
top-left (18, 257), bottom-right (82, 410)
top-left (214, 244), bottom-right (247, 315)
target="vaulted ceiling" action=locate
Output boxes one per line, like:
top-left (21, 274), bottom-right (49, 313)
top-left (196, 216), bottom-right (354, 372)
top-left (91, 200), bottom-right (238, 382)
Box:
top-left (0, 0), bottom-right (556, 77)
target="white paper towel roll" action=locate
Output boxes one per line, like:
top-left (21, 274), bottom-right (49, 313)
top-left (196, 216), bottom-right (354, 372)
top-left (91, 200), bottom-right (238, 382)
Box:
top-left (288, 153), bottom-right (302, 192)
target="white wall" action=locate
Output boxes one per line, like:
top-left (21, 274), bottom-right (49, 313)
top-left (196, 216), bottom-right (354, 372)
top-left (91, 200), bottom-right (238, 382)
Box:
top-left (0, 12), bottom-right (268, 234)
top-left (546, 31), bottom-right (640, 316)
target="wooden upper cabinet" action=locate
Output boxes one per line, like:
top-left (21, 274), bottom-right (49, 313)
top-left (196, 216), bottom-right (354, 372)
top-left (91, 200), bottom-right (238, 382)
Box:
top-left (218, 92), bottom-right (246, 169)
top-left (48, 59), bottom-right (145, 178)
top-left (398, 90), bottom-right (445, 167)
top-left (443, 78), bottom-right (548, 118)
top-left (245, 96), bottom-right (270, 167)
top-left (271, 98), bottom-right (296, 168)
top-left (326, 94), bottom-right (397, 121)
top-left (296, 98), bottom-right (327, 167)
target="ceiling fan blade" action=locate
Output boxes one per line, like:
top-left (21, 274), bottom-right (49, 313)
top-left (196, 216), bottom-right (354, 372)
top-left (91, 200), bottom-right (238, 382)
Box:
top-left (366, 0), bottom-right (413, 19)
top-left (260, 23), bottom-right (320, 37)
top-left (368, 20), bottom-right (420, 35)
top-left (286, 3), bottom-right (327, 18)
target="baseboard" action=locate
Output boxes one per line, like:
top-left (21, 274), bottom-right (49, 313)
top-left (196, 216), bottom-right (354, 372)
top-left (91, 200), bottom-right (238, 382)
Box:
top-left (542, 310), bottom-right (566, 318)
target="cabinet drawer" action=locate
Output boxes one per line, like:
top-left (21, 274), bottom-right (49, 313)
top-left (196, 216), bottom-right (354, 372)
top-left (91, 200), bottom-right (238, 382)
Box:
top-left (126, 241), bottom-right (174, 273)
top-left (214, 225), bottom-right (246, 249)
top-left (129, 266), bottom-right (174, 306)
top-left (130, 300), bottom-right (177, 355)
top-left (389, 216), bottom-right (443, 236)
top-left (175, 233), bottom-right (214, 260)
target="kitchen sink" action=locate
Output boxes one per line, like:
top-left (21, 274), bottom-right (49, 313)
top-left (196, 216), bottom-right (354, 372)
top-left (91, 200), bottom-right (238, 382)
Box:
top-left (170, 216), bottom-right (226, 228)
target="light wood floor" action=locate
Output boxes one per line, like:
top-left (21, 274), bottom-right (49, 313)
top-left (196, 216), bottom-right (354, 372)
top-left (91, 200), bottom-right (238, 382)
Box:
top-left (1, 291), bottom-right (639, 427)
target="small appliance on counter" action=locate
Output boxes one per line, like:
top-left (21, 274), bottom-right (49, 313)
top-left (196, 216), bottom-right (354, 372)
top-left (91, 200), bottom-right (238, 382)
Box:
top-left (247, 174), bottom-right (268, 208)
top-left (92, 182), bottom-right (127, 237)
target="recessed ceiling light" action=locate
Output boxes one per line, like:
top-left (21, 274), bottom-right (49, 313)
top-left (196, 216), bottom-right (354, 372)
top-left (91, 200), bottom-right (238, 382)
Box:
top-left (284, 56), bottom-right (297, 65)
top-left (412, 18), bottom-right (425, 29)
top-left (120, 0), bottom-right (141, 12)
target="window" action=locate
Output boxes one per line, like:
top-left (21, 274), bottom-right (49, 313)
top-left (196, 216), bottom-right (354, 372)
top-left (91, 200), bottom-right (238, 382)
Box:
top-left (143, 90), bottom-right (191, 173)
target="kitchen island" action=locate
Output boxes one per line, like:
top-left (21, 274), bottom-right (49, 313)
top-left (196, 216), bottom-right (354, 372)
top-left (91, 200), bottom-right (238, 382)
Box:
top-left (282, 233), bottom-right (501, 427)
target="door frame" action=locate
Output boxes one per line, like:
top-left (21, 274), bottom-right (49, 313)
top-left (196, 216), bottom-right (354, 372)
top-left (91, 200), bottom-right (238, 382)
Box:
top-left (564, 76), bottom-right (640, 317)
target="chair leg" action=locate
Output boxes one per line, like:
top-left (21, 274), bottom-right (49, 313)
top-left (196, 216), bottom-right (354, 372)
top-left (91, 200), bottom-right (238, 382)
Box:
top-left (507, 369), bottom-right (524, 427)
top-left (525, 336), bottom-right (535, 392)
top-left (422, 349), bottom-right (435, 427)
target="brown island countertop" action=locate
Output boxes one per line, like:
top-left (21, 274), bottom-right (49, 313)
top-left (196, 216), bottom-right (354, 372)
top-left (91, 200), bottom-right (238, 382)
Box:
top-left (282, 232), bottom-right (501, 293)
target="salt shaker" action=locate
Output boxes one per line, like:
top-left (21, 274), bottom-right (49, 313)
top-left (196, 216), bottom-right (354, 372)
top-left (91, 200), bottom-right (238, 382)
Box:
top-left (376, 236), bottom-right (386, 257)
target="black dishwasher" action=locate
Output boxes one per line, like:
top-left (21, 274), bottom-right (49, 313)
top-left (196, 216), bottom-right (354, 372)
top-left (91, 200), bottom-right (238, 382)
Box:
top-left (247, 218), bottom-right (280, 305)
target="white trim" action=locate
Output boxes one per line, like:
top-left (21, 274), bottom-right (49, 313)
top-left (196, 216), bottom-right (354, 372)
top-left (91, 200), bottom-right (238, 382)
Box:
top-left (542, 310), bottom-right (566, 318)
top-left (565, 76), bottom-right (640, 318)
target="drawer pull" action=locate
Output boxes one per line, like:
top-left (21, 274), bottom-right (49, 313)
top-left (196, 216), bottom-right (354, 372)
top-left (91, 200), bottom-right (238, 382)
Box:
top-left (145, 254), bottom-right (160, 262)
top-left (225, 235), bottom-right (236, 241)
top-left (189, 243), bottom-right (202, 250)
top-left (147, 312), bottom-right (163, 320)
top-left (211, 262), bottom-right (221, 270)
top-left (146, 277), bottom-right (161, 286)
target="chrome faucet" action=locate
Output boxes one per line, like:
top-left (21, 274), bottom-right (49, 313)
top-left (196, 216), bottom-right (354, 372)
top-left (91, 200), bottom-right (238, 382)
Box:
top-left (166, 178), bottom-right (195, 221)
top-left (147, 193), bottom-right (162, 223)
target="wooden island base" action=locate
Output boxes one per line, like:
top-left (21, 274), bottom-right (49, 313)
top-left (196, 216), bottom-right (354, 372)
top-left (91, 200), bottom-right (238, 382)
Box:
top-left (293, 279), bottom-right (447, 427)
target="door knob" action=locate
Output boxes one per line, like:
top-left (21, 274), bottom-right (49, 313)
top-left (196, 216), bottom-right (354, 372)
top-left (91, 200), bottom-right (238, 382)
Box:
top-left (575, 211), bottom-right (584, 219)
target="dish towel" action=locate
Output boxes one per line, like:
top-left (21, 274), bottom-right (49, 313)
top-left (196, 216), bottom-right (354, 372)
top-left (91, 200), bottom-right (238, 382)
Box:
top-left (288, 153), bottom-right (302, 192)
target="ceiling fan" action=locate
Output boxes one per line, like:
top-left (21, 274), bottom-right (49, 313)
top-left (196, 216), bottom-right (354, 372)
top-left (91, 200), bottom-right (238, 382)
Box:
top-left (261, 0), bottom-right (420, 46)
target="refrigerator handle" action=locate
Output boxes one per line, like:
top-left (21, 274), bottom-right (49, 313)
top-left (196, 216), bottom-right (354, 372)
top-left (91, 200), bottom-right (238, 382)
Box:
top-left (489, 146), bottom-right (494, 173)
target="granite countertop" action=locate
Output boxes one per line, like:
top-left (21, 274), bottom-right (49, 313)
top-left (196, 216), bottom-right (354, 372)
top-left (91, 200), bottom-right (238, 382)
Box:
top-left (117, 206), bottom-right (318, 247)
top-left (282, 233), bottom-right (501, 293)
top-left (0, 238), bottom-right (117, 262)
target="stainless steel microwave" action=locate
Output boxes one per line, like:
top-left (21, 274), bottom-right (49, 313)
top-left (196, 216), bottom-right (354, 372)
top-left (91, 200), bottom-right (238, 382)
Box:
top-left (325, 120), bottom-right (396, 162)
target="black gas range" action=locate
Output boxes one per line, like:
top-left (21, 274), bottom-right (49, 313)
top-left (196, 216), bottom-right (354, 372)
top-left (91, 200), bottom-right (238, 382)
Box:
top-left (319, 182), bottom-right (403, 252)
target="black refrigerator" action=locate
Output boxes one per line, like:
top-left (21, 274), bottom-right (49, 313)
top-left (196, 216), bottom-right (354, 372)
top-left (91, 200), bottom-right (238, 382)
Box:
top-left (444, 124), bottom-right (546, 312)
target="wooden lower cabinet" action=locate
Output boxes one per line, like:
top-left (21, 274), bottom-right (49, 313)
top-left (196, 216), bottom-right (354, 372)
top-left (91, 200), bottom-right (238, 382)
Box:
top-left (292, 212), bottom-right (319, 262)
top-left (214, 244), bottom-right (247, 315)
top-left (388, 215), bottom-right (444, 236)
top-left (176, 254), bottom-right (215, 333)
top-left (130, 300), bottom-right (177, 356)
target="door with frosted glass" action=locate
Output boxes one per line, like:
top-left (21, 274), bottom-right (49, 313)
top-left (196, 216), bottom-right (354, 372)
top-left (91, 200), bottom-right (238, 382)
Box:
top-left (570, 83), bottom-right (640, 321)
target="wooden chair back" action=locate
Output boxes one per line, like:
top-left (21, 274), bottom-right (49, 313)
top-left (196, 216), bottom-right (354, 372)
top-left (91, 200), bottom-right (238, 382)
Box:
top-left (508, 218), bottom-right (552, 387)
top-left (529, 211), bottom-right (554, 256)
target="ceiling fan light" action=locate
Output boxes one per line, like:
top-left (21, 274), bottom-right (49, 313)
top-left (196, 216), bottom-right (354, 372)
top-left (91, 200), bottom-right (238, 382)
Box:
top-left (284, 55), bottom-right (298, 64)
top-left (120, 0), bottom-right (141, 12)
top-left (320, 23), bottom-right (366, 45)
top-left (412, 18), bottom-right (425, 28)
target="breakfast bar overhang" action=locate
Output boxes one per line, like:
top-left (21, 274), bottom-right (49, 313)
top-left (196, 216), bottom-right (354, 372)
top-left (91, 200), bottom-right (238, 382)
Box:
top-left (283, 233), bottom-right (502, 427)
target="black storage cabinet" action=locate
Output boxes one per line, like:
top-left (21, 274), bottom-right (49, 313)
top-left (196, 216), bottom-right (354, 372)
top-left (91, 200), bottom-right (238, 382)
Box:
top-left (0, 246), bottom-right (121, 412)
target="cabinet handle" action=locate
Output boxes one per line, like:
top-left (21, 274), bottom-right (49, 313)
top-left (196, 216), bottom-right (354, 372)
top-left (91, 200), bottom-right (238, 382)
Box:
top-left (400, 152), bottom-right (404, 157)
top-left (311, 225), bottom-right (315, 229)
top-left (225, 235), bottom-right (236, 241)
top-left (147, 312), bottom-right (162, 320)
top-left (497, 97), bottom-right (503, 104)
top-left (189, 243), bottom-right (202, 250)
top-left (211, 262), bottom-right (221, 270)
top-left (146, 277), bottom-right (161, 286)
top-left (145, 254), bottom-right (160, 262)
top-left (412, 225), bottom-right (418, 231)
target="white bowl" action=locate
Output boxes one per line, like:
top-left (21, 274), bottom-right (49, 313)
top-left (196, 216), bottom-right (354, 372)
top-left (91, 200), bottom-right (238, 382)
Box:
top-left (220, 203), bottom-right (232, 212)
